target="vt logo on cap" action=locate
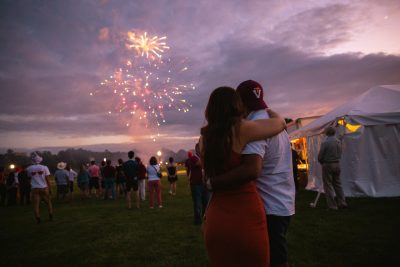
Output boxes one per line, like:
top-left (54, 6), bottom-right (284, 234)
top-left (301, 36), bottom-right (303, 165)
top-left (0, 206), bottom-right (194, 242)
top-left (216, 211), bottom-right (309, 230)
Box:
top-left (253, 87), bottom-right (262, 98)
top-left (236, 80), bottom-right (268, 111)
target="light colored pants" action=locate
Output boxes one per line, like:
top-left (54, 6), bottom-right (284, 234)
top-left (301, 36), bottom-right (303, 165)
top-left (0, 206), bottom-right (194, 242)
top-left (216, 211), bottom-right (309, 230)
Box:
top-left (322, 162), bottom-right (347, 209)
top-left (138, 179), bottom-right (146, 200)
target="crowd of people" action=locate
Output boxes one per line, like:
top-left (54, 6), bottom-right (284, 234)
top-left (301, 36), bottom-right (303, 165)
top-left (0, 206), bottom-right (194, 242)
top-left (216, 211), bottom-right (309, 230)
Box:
top-left (0, 79), bottom-right (349, 267)
top-left (0, 148), bottom-right (210, 227)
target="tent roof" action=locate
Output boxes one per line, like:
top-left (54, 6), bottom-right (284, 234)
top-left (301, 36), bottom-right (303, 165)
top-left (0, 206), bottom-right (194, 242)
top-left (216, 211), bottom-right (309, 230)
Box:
top-left (290, 85), bottom-right (400, 139)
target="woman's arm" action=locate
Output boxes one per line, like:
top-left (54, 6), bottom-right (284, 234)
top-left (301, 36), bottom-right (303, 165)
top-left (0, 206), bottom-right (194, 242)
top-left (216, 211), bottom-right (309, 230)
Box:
top-left (239, 109), bottom-right (286, 145)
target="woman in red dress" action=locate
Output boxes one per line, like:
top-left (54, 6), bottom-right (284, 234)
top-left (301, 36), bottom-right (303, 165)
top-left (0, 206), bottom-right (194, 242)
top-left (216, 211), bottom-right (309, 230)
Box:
top-left (200, 86), bottom-right (286, 267)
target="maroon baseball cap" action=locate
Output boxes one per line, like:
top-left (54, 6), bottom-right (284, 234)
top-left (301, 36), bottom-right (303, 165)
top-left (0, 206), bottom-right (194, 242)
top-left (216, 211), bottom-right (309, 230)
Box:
top-left (236, 80), bottom-right (268, 111)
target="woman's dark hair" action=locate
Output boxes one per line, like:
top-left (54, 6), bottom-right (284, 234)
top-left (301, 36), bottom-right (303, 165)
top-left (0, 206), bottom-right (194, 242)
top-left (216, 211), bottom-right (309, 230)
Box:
top-left (169, 157), bottom-right (174, 163)
top-left (201, 86), bottom-right (244, 177)
top-left (149, 156), bottom-right (158, 165)
top-left (79, 164), bottom-right (86, 174)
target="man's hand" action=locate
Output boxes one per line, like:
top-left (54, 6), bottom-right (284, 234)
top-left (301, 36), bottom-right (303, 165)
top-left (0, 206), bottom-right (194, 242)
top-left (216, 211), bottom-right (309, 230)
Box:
top-left (267, 108), bottom-right (286, 130)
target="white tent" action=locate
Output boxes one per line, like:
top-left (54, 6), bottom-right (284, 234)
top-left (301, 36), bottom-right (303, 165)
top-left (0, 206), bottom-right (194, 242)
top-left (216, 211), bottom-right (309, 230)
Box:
top-left (290, 85), bottom-right (400, 197)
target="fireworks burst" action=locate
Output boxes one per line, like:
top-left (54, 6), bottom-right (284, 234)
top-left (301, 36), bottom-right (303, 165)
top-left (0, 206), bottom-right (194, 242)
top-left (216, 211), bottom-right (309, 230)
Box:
top-left (127, 31), bottom-right (170, 60)
top-left (91, 31), bottom-right (194, 141)
top-left (91, 58), bottom-right (194, 132)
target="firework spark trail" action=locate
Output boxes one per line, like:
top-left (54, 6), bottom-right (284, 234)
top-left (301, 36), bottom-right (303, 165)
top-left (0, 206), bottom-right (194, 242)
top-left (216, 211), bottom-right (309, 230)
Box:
top-left (92, 60), bottom-right (194, 129)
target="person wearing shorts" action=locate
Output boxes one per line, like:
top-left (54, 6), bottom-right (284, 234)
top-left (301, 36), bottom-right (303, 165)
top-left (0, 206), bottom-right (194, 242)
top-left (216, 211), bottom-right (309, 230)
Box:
top-left (77, 164), bottom-right (90, 199)
top-left (167, 157), bottom-right (178, 196)
top-left (54, 162), bottom-right (69, 201)
top-left (123, 151), bottom-right (139, 209)
top-left (147, 156), bottom-right (163, 209)
top-left (66, 164), bottom-right (77, 200)
top-left (26, 153), bottom-right (53, 224)
top-left (116, 159), bottom-right (127, 198)
top-left (88, 161), bottom-right (100, 197)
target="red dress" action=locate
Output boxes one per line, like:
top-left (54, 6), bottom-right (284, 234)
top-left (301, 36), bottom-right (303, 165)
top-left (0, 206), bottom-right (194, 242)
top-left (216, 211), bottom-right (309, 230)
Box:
top-left (204, 152), bottom-right (270, 267)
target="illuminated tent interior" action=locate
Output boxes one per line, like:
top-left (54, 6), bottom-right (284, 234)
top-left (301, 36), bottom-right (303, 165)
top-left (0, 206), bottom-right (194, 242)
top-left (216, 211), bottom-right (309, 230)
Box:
top-left (290, 85), bottom-right (400, 197)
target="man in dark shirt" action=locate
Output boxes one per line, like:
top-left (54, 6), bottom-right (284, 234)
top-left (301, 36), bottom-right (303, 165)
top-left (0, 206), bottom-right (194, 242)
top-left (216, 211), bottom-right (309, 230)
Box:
top-left (187, 144), bottom-right (209, 225)
top-left (318, 127), bottom-right (348, 210)
top-left (123, 151), bottom-right (139, 209)
top-left (103, 159), bottom-right (116, 200)
top-left (135, 157), bottom-right (147, 201)
top-left (18, 165), bottom-right (31, 205)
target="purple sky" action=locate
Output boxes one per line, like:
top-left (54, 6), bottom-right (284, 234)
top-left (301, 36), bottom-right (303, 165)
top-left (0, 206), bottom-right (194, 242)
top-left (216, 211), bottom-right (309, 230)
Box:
top-left (0, 0), bottom-right (400, 156)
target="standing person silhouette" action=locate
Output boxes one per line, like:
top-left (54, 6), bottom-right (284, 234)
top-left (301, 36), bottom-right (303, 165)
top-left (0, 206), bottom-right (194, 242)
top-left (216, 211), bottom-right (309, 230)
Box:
top-left (27, 153), bottom-right (53, 224)
top-left (147, 156), bottom-right (163, 208)
top-left (200, 86), bottom-right (286, 267)
top-left (88, 161), bottom-right (101, 198)
top-left (187, 144), bottom-right (209, 225)
top-left (18, 165), bottom-right (31, 205)
top-left (167, 157), bottom-right (178, 196)
top-left (123, 151), bottom-right (139, 209)
top-left (318, 126), bottom-right (348, 210)
top-left (210, 80), bottom-right (296, 267)
top-left (135, 157), bottom-right (147, 201)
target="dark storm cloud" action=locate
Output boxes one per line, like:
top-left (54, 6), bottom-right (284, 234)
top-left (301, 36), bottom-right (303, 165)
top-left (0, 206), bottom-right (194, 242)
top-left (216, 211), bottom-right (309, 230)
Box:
top-left (192, 39), bottom-right (400, 119)
top-left (269, 4), bottom-right (358, 52)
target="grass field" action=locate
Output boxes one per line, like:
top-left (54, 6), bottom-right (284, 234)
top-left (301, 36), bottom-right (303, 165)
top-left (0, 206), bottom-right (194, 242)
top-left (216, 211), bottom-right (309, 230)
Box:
top-left (1, 173), bottom-right (399, 267)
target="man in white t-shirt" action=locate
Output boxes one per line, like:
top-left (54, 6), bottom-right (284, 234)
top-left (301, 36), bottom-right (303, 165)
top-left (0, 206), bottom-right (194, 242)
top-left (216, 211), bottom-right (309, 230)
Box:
top-left (26, 153), bottom-right (53, 224)
top-left (210, 80), bottom-right (295, 267)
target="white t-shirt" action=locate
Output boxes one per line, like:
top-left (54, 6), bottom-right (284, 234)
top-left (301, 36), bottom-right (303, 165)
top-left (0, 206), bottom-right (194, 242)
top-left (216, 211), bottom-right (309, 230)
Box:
top-left (146, 164), bottom-right (161, 181)
top-left (242, 110), bottom-right (295, 216)
top-left (68, 169), bottom-right (77, 182)
top-left (27, 164), bottom-right (51, 189)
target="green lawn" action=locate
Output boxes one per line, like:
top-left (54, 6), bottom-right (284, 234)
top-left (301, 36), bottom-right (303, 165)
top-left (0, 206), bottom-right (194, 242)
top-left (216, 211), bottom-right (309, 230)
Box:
top-left (1, 174), bottom-right (399, 267)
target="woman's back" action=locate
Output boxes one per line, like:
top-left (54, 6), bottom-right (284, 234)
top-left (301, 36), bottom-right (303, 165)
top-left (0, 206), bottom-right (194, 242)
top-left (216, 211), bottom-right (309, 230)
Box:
top-left (203, 150), bottom-right (269, 267)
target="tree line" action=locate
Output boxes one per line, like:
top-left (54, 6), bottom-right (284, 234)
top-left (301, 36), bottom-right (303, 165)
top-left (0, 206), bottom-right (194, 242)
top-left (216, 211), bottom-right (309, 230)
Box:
top-left (0, 148), bottom-right (128, 173)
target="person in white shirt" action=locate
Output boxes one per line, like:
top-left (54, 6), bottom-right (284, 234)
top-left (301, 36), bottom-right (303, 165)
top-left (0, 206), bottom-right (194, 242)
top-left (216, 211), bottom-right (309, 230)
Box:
top-left (26, 153), bottom-right (53, 224)
top-left (66, 164), bottom-right (77, 200)
top-left (146, 156), bottom-right (163, 208)
top-left (210, 80), bottom-right (295, 267)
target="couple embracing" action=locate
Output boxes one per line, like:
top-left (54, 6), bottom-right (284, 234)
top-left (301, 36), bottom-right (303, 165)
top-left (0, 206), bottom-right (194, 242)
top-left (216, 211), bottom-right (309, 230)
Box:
top-left (199, 80), bottom-right (296, 267)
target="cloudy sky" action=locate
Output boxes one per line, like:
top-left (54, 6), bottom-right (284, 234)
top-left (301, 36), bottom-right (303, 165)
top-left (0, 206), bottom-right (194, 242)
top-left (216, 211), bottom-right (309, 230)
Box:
top-left (0, 0), bottom-right (399, 155)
